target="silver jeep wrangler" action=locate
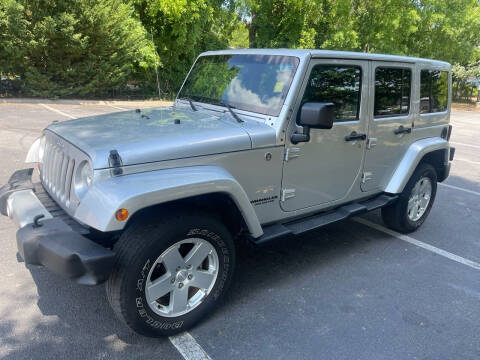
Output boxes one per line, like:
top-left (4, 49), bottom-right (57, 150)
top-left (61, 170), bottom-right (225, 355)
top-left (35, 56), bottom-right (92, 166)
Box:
top-left (0, 49), bottom-right (455, 336)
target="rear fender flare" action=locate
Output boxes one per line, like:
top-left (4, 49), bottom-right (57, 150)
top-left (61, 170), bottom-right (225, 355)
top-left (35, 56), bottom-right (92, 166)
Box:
top-left (385, 137), bottom-right (449, 194)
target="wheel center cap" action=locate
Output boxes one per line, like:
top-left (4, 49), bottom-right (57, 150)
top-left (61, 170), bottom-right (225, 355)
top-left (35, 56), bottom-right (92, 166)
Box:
top-left (176, 269), bottom-right (188, 283)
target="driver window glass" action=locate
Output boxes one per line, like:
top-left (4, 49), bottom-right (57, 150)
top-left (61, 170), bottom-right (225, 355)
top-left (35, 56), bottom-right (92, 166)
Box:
top-left (302, 65), bottom-right (362, 122)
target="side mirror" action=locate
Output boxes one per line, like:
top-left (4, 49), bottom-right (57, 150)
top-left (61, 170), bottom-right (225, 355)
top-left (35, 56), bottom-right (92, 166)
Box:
top-left (291, 102), bottom-right (335, 144)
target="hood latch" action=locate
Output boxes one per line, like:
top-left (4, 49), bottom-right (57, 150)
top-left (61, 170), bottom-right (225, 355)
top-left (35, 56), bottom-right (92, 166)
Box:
top-left (109, 150), bottom-right (123, 176)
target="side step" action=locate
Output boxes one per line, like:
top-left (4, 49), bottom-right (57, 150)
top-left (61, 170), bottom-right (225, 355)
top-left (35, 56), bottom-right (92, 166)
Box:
top-left (253, 194), bottom-right (397, 245)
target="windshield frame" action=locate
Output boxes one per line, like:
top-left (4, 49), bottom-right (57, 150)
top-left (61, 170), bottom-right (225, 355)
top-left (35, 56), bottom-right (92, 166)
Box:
top-left (177, 54), bottom-right (301, 117)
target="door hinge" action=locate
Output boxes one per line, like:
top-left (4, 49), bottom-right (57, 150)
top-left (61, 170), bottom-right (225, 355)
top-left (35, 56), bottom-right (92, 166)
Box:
top-left (362, 172), bottom-right (373, 183)
top-left (284, 147), bottom-right (301, 161)
top-left (367, 138), bottom-right (377, 149)
top-left (281, 188), bottom-right (296, 201)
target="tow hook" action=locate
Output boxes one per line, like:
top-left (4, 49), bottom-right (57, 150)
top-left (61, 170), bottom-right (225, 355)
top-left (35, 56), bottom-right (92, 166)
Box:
top-left (32, 214), bottom-right (45, 228)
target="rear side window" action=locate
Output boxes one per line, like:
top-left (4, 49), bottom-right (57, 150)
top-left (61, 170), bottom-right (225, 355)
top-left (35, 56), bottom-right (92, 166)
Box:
top-left (374, 67), bottom-right (411, 118)
top-left (302, 65), bottom-right (361, 122)
top-left (420, 70), bottom-right (448, 113)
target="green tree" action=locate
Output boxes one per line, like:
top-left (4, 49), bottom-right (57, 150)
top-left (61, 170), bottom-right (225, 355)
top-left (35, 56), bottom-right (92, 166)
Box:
top-left (240, 0), bottom-right (480, 66)
top-left (229, 22), bottom-right (249, 48)
top-left (308, 0), bottom-right (358, 50)
top-left (452, 63), bottom-right (480, 101)
top-left (132, 0), bottom-right (238, 95)
top-left (0, 0), bottom-right (155, 97)
top-left (350, 0), bottom-right (420, 54)
top-left (241, 0), bottom-right (307, 48)
top-left (408, 0), bottom-right (480, 64)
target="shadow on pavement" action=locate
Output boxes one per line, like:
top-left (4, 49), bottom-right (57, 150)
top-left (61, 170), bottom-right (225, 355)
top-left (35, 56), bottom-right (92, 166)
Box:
top-left (1, 175), bottom-right (477, 359)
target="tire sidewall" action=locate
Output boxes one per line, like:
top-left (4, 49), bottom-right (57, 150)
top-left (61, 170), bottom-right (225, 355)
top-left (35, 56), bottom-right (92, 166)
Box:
top-left (400, 164), bottom-right (437, 231)
top-left (120, 216), bottom-right (235, 336)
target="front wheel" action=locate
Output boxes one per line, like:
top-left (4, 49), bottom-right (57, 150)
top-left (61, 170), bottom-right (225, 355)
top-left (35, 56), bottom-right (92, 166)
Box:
top-left (382, 163), bottom-right (437, 233)
top-left (106, 212), bottom-right (236, 337)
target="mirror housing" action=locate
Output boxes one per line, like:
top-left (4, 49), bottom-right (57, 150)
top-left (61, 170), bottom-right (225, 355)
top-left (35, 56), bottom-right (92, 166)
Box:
top-left (298, 102), bottom-right (335, 129)
top-left (291, 102), bottom-right (335, 144)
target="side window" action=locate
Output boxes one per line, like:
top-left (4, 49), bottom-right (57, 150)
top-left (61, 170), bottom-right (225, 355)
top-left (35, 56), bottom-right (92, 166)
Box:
top-left (374, 67), bottom-right (411, 118)
top-left (420, 70), bottom-right (448, 113)
top-left (302, 65), bottom-right (361, 122)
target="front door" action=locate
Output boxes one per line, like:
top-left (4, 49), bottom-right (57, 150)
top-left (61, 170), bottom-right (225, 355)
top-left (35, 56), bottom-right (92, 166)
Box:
top-left (281, 59), bottom-right (369, 212)
top-left (361, 61), bottom-right (415, 192)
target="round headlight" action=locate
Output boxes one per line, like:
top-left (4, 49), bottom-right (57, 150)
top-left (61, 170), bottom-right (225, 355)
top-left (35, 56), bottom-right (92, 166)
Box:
top-left (81, 161), bottom-right (93, 187)
top-left (74, 161), bottom-right (93, 198)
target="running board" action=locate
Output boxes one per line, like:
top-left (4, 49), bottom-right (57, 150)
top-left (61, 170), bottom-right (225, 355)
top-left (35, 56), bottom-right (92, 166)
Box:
top-left (253, 194), bottom-right (398, 245)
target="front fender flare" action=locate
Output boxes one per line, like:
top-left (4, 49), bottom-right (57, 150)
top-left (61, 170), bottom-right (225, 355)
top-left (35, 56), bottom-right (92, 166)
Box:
top-left (74, 166), bottom-right (263, 238)
top-left (385, 137), bottom-right (449, 194)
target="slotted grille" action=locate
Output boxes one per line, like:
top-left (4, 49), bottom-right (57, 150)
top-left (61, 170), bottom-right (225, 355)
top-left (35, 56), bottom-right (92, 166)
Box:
top-left (41, 137), bottom-right (75, 205)
top-left (34, 183), bottom-right (89, 235)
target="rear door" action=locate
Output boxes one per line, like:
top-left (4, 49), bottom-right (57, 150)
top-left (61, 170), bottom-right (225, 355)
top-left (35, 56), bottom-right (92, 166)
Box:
top-left (281, 59), bottom-right (369, 212)
top-left (361, 61), bottom-right (415, 192)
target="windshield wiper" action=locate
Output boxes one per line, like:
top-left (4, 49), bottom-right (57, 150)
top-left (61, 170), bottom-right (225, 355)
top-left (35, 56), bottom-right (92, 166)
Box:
top-left (217, 102), bottom-right (244, 123)
top-left (178, 97), bottom-right (197, 111)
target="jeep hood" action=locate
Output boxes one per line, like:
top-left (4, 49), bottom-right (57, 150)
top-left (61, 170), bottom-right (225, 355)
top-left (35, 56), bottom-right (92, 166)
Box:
top-left (47, 107), bottom-right (274, 169)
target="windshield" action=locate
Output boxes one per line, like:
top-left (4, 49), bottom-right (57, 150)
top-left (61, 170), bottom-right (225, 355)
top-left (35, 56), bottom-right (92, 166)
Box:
top-left (178, 54), bottom-right (300, 116)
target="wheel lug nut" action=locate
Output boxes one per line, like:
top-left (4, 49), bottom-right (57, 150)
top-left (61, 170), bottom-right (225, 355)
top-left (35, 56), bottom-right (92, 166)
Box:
top-left (178, 283), bottom-right (184, 288)
top-left (186, 264), bottom-right (192, 269)
top-left (188, 274), bottom-right (193, 280)
top-left (176, 266), bottom-right (181, 271)
top-left (171, 278), bottom-right (175, 283)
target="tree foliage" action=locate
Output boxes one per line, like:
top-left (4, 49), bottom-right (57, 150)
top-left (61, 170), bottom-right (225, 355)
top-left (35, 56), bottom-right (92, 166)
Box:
top-left (0, 0), bottom-right (479, 98)
top-left (243, 0), bottom-right (480, 65)
top-left (0, 0), bottom-right (155, 97)
top-left (131, 0), bottom-right (239, 95)
top-left (452, 63), bottom-right (480, 101)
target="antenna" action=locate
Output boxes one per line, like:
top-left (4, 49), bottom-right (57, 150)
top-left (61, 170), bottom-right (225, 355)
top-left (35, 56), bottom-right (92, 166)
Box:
top-left (151, 30), bottom-right (161, 99)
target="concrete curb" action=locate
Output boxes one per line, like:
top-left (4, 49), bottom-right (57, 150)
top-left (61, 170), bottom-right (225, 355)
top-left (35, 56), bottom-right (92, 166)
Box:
top-left (0, 98), bottom-right (173, 106)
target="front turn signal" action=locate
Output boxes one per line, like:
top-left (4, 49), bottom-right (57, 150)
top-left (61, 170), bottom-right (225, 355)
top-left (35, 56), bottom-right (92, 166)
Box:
top-left (115, 208), bottom-right (129, 222)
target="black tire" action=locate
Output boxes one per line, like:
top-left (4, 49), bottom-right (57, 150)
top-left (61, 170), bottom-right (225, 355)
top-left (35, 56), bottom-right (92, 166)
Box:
top-left (106, 211), bottom-right (236, 337)
top-left (381, 163), bottom-right (437, 233)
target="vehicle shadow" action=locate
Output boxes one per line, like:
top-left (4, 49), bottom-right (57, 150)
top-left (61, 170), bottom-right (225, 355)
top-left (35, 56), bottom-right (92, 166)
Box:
top-left (0, 267), bottom-right (177, 359)
top-left (1, 217), bottom-right (381, 359)
top-left (1, 175), bottom-right (477, 359)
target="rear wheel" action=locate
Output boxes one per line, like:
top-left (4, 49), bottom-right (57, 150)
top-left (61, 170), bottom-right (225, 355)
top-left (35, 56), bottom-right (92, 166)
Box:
top-left (106, 211), bottom-right (235, 337)
top-left (382, 163), bottom-right (437, 233)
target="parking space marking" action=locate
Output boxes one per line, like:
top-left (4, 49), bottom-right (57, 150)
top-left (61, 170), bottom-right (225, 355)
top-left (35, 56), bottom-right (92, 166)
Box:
top-left (169, 332), bottom-right (212, 360)
top-left (39, 104), bottom-right (77, 119)
top-left (108, 104), bottom-right (128, 111)
top-left (439, 183), bottom-right (480, 196)
top-left (450, 141), bottom-right (480, 149)
top-left (454, 158), bottom-right (480, 165)
top-left (354, 218), bottom-right (480, 270)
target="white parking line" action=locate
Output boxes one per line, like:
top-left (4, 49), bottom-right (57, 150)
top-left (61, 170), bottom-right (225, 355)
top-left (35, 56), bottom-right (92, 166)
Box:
top-left (169, 332), bottom-right (212, 360)
top-left (39, 104), bottom-right (77, 119)
top-left (450, 141), bottom-right (480, 149)
top-left (455, 158), bottom-right (480, 165)
top-left (107, 104), bottom-right (128, 111)
top-left (354, 218), bottom-right (480, 270)
top-left (439, 183), bottom-right (480, 196)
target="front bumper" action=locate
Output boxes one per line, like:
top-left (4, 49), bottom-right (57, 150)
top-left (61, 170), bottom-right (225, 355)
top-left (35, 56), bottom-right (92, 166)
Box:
top-left (0, 169), bottom-right (115, 285)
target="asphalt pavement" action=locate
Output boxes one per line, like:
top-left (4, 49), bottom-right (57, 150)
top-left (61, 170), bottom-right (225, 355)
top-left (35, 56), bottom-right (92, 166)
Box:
top-left (0, 102), bottom-right (479, 360)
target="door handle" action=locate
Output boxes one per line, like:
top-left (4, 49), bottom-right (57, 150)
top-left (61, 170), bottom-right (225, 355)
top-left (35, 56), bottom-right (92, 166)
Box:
top-left (345, 131), bottom-right (367, 142)
top-left (394, 125), bottom-right (412, 135)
